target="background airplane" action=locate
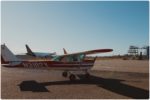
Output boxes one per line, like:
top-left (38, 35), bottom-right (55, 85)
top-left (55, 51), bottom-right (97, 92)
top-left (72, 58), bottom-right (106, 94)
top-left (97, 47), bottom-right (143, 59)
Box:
top-left (1, 44), bottom-right (113, 81)
top-left (25, 44), bottom-right (56, 58)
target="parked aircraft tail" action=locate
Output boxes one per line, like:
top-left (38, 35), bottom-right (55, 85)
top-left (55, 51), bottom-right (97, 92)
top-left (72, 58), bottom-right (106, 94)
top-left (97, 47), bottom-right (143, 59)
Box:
top-left (1, 44), bottom-right (21, 62)
top-left (1, 56), bottom-right (9, 64)
top-left (25, 44), bottom-right (36, 56)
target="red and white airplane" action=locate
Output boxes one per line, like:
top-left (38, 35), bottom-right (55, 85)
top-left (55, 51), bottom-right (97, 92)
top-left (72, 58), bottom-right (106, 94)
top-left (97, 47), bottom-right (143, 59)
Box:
top-left (1, 44), bottom-right (113, 81)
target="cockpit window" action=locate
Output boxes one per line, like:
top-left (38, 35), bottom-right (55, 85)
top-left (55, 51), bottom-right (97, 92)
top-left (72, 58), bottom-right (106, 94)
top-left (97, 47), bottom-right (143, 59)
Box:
top-left (52, 54), bottom-right (85, 62)
top-left (52, 56), bottom-right (61, 61)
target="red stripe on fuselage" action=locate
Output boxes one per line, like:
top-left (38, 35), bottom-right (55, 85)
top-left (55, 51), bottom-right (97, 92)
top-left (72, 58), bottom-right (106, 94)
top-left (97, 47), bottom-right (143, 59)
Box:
top-left (4, 60), bottom-right (94, 69)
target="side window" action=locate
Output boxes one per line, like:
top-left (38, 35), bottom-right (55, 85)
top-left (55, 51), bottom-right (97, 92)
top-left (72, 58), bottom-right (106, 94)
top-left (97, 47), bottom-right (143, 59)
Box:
top-left (78, 54), bottom-right (85, 62)
top-left (72, 56), bottom-right (77, 61)
top-left (54, 54), bottom-right (85, 62)
top-left (61, 56), bottom-right (73, 62)
top-left (61, 57), bottom-right (69, 62)
top-left (72, 54), bottom-right (85, 62)
top-left (52, 56), bottom-right (61, 61)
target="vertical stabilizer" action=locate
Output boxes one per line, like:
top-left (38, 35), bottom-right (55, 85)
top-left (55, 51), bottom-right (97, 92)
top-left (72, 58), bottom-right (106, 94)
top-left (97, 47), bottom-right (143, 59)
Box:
top-left (1, 56), bottom-right (9, 64)
top-left (1, 44), bottom-right (21, 62)
top-left (25, 44), bottom-right (36, 56)
top-left (63, 48), bottom-right (68, 54)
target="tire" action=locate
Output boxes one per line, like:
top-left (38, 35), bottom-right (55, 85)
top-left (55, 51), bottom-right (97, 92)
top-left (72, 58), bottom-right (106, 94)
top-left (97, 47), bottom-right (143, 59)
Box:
top-left (69, 74), bottom-right (76, 81)
top-left (62, 71), bottom-right (68, 77)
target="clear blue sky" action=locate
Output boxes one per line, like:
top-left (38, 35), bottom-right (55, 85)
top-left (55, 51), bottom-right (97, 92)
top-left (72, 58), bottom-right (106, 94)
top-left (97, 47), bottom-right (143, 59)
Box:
top-left (1, 1), bottom-right (149, 56)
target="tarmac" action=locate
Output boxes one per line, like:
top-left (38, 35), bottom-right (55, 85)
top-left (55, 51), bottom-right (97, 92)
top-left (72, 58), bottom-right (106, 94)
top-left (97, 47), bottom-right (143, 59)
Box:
top-left (1, 59), bottom-right (149, 99)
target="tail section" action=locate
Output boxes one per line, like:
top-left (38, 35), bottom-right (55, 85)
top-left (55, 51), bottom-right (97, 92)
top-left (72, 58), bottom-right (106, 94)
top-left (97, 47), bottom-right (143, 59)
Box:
top-left (25, 44), bottom-right (36, 56)
top-left (1, 55), bottom-right (9, 64)
top-left (63, 48), bottom-right (67, 54)
top-left (1, 44), bottom-right (21, 62)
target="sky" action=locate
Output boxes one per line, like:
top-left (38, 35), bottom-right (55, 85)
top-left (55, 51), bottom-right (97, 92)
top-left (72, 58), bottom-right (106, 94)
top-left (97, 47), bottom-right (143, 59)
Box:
top-left (1, 1), bottom-right (149, 56)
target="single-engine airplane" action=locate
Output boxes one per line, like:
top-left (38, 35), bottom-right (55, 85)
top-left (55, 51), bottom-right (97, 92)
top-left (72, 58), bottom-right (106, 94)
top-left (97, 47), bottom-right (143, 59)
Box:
top-left (25, 44), bottom-right (56, 58)
top-left (1, 44), bottom-right (113, 81)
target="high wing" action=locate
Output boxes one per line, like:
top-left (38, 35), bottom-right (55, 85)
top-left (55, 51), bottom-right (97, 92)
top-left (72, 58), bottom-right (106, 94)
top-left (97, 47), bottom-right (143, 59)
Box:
top-left (52, 49), bottom-right (113, 62)
top-left (60, 49), bottom-right (113, 57)
top-left (60, 49), bottom-right (113, 56)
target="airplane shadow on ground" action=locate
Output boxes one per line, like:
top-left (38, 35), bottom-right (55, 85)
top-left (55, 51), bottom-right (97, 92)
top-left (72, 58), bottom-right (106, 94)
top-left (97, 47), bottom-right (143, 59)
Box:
top-left (18, 75), bottom-right (149, 99)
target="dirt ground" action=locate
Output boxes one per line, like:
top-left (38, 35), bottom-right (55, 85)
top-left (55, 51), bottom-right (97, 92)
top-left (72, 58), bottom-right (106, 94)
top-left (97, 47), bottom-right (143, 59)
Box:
top-left (94, 59), bottom-right (149, 73)
top-left (1, 59), bottom-right (149, 99)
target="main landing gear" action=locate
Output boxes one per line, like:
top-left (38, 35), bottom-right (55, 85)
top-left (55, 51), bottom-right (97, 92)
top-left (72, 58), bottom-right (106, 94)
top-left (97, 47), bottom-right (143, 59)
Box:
top-left (62, 71), bottom-right (76, 81)
top-left (85, 73), bottom-right (90, 78)
top-left (69, 74), bottom-right (76, 81)
top-left (62, 71), bottom-right (68, 77)
top-left (62, 71), bottom-right (90, 81)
